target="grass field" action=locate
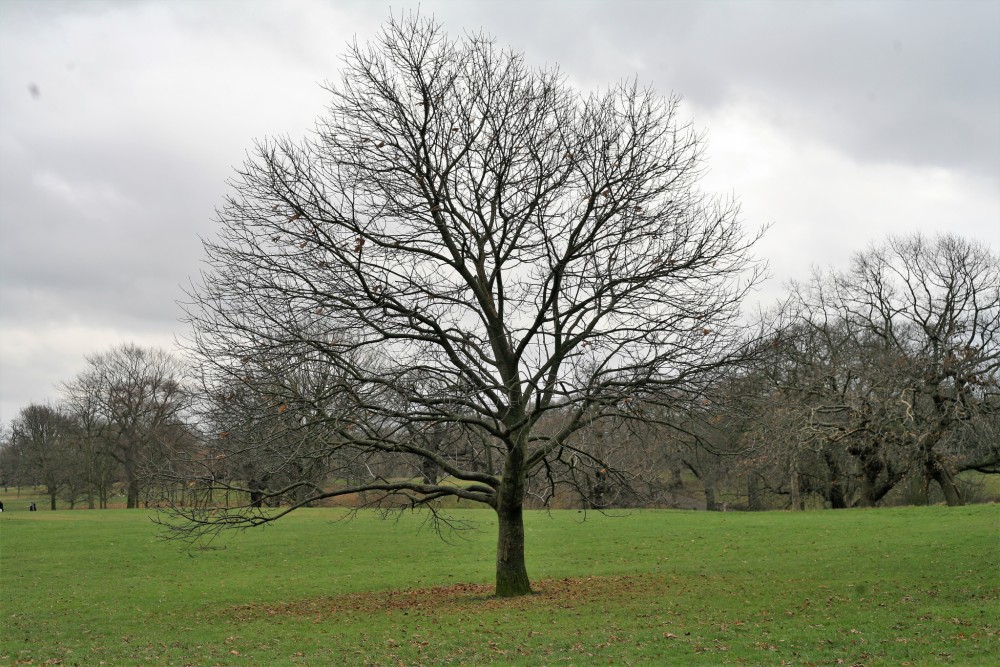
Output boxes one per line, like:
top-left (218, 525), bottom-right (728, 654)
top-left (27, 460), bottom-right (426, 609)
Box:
top-left (1, 505), bottom-right (997, 666)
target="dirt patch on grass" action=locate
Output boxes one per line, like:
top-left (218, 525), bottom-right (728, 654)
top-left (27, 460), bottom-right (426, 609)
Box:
top-left (225, 575), bottom-right (659, 621)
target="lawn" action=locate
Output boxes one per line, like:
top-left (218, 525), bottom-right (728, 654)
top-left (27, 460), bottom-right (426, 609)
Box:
top-left (1, 505), bottom-right (997, 666)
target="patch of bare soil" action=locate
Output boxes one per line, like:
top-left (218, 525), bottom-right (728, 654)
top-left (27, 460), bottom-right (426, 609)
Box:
top-left (226, 575), bottom-right (656, 621)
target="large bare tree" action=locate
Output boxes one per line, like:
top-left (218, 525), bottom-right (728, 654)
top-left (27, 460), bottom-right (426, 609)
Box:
top-left (64, 344), bottom-right (189, 509)
top-left (759, 234), bottom-right (1000, 507)
top-left (174, 15), bottom-right (764, 596)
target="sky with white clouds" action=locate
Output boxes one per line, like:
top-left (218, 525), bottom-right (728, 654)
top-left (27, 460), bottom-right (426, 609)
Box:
top-left (1, 0), bottom-right (997, 425)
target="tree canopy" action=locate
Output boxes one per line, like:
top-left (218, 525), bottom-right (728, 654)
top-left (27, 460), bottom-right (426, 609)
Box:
top-left (166, 14), bottom-right (767, 596)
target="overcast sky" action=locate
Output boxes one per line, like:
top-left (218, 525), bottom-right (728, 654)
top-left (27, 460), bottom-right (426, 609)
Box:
top-left (1, 0), bottom-right (998, 425)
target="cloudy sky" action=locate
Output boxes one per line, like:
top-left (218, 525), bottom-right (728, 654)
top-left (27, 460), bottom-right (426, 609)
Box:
top-left (1, 0), bottom-right (997, 425)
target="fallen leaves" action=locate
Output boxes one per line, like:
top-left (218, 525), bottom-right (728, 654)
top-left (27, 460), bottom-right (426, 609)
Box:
top-left (193, 564), bottom-right (999, 665)
top-left (224, 575), bottom-right (656, 622)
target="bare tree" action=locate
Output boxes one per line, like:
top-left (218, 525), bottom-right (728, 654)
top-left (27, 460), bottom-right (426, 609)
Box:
top-left (8, 404), bottom-right (77, 510)
top-left (765, 234), bottom-right (1000, 507)
top-left (734, 319), bottom-right (903, 508)
top-left (176, 351), bottom-right (359, 510)
top-left (0, 422), bottom-right (20, 492)
top-left (174, 15), bottom-right (765, 596)
top-left (62, 382), bottom-right (121, 509)
top-left (64, 344), bottom-right (190, 509)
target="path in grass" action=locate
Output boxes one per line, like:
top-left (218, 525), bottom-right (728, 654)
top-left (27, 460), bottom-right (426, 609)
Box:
top-left (1, 505), bottom-right (997, 665)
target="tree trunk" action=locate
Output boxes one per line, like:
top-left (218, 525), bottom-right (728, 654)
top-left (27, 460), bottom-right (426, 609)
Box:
top-left (828, 483), bottom-right (848, 509)
top-left (495, 499), bottom-right (531, 597)
top-left (789, 455), bottom-right (801, 511)
top-left (669, 464), bottom-right (684, 507)
top-left (928, 454), bottom-right (964, 506)
top-left (421, 457), bottom-right (439, 485)
top-left (854, 445), bottom-right (896, 508)
top-left (682, 460), bottom-right (719, 511)
top-left (85, 450), bottom-right (97, 509)
top-left (824, 450), bottom-right (849, 509)
top-left (126, 478), bottom-right (140, 509)
top-left (249, 478), bottom-right (265, 508)
top-left (704, 477), bottom-right (719, 511)
top-left (747, 473), bottom-right (763, 511)
top-left (854, 460), bottom-right (876, 507)
top-left (494, 447), bottom-right (531, 598)
top-left (49, 491), bottom-right (57, 511)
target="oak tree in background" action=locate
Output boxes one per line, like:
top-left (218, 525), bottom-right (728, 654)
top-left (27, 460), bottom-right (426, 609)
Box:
top-left (7, 403), bottom-right (77, 510)
top-left (62, 376), bottom-right (121, 508)
top-left (173, 15), bottom-right (765, 596)
top-left (746, 234), bottom-right (999, 508)
top-left (833, 234), bottom-right (1000, 504)
top-left (64, 344), bottom-right (189, 509)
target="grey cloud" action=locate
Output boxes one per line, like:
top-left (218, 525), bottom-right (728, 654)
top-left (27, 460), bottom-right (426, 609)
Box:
top-left (0, 0), bottom-right (997, 423)
top-left (423, 0), bottom-right (1000, 181)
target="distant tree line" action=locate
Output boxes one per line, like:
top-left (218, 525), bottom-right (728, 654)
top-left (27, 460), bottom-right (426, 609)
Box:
top-left (2, 234), bottom-right (996, 513)
top-left (1, 345), bottom-right (194, 510)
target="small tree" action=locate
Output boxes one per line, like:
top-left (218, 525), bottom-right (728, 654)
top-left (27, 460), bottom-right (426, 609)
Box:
top-left (8, 404), bottom-right (77, 510)
top-left (173, 15), bottom-right (764, 596)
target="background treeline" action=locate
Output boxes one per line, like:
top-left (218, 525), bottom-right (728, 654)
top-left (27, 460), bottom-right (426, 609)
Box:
top-left (2, 233), bottom-right (997, 512)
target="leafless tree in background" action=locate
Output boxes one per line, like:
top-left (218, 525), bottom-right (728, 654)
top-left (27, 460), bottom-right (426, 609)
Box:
top-left (62, 379), bottom-right (120, 508)
top-left (7, 403), bottom-right (77, 510)
top-left (743, 234), bottom-right (999, 508)
top-left (173, 15), bottom-right (765, 596)
top-left (64, 344), bottom-right (190, 509)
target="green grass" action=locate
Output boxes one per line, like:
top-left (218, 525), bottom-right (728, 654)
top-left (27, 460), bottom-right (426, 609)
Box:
top-left (1, 506), bottom-right (997, 666)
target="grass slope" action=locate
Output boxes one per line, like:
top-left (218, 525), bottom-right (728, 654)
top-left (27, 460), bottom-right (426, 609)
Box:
top-left (1, 506), bottom-right (997, 666)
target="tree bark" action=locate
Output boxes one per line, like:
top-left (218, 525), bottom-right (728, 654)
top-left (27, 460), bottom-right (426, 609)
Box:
top-left (494, 448), bottom-right (531, 597)
top-left (703, 477), bottom-right (719, 511)
top-left (127, 478), bottom-right (140, 509)
top-left (747, 473), bottom-right (763, 511)
top-left (789, 455), bottom-right (802, 511)
top-left (669, 464), bottom-right (684, 507)
top-left (495, 499), bottom-right (531, 597)
top-left (823, 450), bottom-right (849, 509)
top-left (421, 457), bottom-right (439, 486)
top-left (249, 478), bottom-right (265, 508)
top-left (928, 454), bottom-right (964, 506)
